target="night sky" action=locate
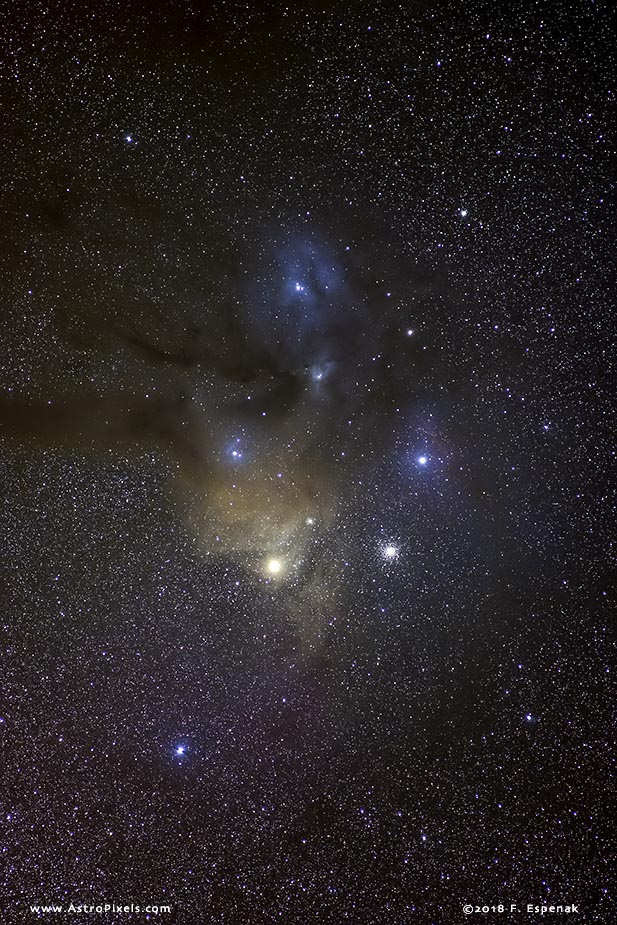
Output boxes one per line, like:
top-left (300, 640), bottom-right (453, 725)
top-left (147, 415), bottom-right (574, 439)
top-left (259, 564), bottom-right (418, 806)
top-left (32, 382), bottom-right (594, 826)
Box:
top-left (1, 1), bottom-right (615, 922)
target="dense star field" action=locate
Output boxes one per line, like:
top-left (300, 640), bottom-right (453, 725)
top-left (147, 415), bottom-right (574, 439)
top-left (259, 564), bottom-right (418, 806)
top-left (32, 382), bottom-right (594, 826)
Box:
top-left (1, 1), bottom-right (615, 922)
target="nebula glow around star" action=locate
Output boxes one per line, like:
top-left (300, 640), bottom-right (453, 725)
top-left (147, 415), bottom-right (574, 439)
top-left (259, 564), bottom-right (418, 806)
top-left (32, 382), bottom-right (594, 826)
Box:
top-left (1, 2), bottom-right (613, 921)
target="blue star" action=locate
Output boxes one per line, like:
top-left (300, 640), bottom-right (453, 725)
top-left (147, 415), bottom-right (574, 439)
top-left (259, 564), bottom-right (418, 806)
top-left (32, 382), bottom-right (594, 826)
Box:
top-left (227, 437), bottom-right (245, 462)
top-left (418, 455), bottom-right (428, 466)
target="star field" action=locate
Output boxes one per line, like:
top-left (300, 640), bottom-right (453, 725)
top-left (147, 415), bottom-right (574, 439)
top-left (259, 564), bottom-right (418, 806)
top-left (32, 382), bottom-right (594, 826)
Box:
top-left (1, 1), bottom-right (615, 922)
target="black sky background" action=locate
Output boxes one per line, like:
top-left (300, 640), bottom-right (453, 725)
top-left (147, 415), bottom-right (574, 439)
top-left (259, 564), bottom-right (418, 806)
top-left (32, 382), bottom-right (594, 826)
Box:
top-left (1, 1), bottom-right (615, 922)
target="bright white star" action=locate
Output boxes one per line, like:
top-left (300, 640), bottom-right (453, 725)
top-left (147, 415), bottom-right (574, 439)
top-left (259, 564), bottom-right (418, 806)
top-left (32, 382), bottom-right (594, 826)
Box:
top-left (418, 455), bottom-right (428, 465)
top-left (383, 545), bottom-right (398, 559)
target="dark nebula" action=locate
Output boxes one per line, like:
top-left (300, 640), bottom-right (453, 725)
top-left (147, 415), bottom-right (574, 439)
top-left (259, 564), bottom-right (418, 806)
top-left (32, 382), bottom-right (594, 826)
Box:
top-left (1, 1), bottom-right (614, 922)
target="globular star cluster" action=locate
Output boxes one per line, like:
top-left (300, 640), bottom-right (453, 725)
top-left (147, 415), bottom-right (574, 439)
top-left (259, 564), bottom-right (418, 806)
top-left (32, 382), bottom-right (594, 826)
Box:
top-left (1, 1), bottom-right (615, 922)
